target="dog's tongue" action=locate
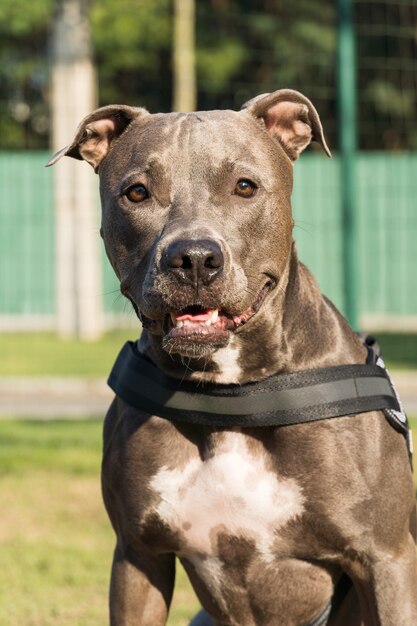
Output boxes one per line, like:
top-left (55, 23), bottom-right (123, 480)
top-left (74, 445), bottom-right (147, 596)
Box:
top-left (172, 307), bottom-right (219, 323)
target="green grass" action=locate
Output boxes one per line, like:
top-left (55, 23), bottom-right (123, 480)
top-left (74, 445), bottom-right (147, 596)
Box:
top-left (0, 330), bottom-right (139, 377)
top-left (0, 419), bottom-right (199, 626)
top-left (0, 331), bottom-right (416, 377)
top-left (0, 418), bottom-right (416, 626)
top-left (376, 333), bottom-right (417, 370)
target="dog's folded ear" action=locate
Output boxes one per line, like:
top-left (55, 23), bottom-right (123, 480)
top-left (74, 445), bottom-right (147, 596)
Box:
top-left (242, 90), bottom-right (331, 160)
top-left (46, 105), bottom-right (149, 172)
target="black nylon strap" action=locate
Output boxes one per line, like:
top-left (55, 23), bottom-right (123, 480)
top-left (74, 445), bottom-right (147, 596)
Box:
top-left (108, 341), bottom-right (402, 429)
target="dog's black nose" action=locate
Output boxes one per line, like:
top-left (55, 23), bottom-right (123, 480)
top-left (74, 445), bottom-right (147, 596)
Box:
top-left (165, 239), bottom-right (224, 286)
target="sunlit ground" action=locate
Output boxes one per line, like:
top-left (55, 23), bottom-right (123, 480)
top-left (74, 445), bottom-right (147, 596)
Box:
top-left (0, 417), bottom-right (415, 626)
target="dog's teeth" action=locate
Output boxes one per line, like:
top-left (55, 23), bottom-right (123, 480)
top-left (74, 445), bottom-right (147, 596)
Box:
top-left (171, 308), bottom-right (219, 328)
top-left (203, 310), bottom-right (219, 326)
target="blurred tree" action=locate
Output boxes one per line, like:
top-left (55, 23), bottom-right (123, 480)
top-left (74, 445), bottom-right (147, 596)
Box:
top-left (196, 0), bottom-right (336, 143)
top-left (0, 0), bottom-right (415, 150)
top-left (0, 0), bottom-right (53, 148)
top-left (91, 0), bottom-right (172, 112)
top-left (0, 0), bottom-right (173, 149)
top-left (356, 1), bottom-right (417, 149)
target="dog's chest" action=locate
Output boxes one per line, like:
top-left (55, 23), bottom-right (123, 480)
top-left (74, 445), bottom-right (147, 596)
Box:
top-left (148, 432), bottom-right (304, 559)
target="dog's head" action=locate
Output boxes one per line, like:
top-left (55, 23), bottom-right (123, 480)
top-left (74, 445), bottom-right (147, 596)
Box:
top-left (48, 90), bottom-right (330, 362)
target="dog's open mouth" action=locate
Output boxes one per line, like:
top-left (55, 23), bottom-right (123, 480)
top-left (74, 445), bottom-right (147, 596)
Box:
top-left (161, 280), bottom-right (273, 355)
top-left (167, 304), bottom-right (252, 336)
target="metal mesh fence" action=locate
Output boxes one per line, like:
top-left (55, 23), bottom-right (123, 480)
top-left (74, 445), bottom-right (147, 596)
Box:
top-left (196, 0), bottom-right (338, 147)
top-left (356, 0), bottom-right (417, 150)
top-left (195, 0), bottom-right (417, 151)
top-left (2, 1), bottom-right (416, 152)
top-left (0, 0), bottom-right (416, 343)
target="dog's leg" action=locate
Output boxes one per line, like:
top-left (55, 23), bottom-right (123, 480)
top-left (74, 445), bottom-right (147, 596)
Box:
top-left (345, 534), bottom-right (417, 625)
top-left (109, 545), bottom-right (175, 626)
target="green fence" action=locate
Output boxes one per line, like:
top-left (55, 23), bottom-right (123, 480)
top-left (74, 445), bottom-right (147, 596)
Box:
top-left (292, 152), bottom-right (417, 326)
top-left (1, 151), bottom-right (416, 330)
top-left (0, 153), bottom-right (54, 317)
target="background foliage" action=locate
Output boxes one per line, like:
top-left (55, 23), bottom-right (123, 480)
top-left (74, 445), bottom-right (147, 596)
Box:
top-left (1, 0), bottom-right (416, 150)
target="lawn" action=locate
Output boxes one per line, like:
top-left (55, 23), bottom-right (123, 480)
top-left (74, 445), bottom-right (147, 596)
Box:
top-left (1, 419), bottom-right (416, 626)
top-left (0, 331), bottom-right (417, 377)
top-left (0, 330), bottom-right (416, 623)
top-left (374, 332), bottom-right (417, 370)
top-left (0, 419), bottom-right (200, 626)
top-left (0, 330), bottom-right (137, 377)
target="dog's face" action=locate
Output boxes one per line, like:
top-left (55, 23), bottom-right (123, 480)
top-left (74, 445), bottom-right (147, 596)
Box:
top-left (48, 90), bottom-right (330, 359)
top-left (99, 109), bottom-right (295, 358)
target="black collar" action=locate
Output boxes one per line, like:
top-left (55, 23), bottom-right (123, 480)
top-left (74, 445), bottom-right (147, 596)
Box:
top-left (108, 340), bottom-right (409, 452)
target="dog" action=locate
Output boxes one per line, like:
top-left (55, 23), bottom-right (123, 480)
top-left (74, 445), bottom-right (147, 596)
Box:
top-left (48, 89), bottom-right (417, 625)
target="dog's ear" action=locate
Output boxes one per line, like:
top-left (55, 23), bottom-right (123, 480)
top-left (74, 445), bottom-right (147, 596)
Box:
top-left (46, 105), bottom-right (149, 172)
top-left (242, 89), bottom-right (331, 160)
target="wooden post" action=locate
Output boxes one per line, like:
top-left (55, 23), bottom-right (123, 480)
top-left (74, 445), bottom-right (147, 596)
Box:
top-left (51, 0), bottom-right (103, 339)
top-left (173, 0), bottom-right (197, 112)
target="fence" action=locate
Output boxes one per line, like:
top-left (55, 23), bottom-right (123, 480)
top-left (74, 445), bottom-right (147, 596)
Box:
top-left (1, 149), bottom-right (416, 332)
top-left (1, 0), bottom-right (416, 335)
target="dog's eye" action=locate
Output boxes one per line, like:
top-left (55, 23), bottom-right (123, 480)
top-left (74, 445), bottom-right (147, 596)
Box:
top-left (125, 184), bottom-right (149, 203)
top-left (234, 179), bottom-right (257, 198)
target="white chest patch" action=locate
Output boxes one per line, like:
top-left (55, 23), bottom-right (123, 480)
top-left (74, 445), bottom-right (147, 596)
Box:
top-left (210, 337), bottom-right (241, 383)
top-left (150, 433), bottom-right (304, 559)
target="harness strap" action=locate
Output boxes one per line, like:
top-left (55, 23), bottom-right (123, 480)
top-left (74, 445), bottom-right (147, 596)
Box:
top-left (362, 334), bottom-right (412, 457)
top-left (108, 341), bottom-right (407, 439)
top-left (303, 600), bottom-right (332, 626)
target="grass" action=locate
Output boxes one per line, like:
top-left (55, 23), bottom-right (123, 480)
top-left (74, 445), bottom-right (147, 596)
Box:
top-left (0, 419), bottom-right (200, 626)
top-left (375, 333), bottom-right (417, 370)
top-left (0, 331), bottom-right (416, 377)
top-left (0, 420), bottom-right (416, 626)
top-left (1, 326), bottom-right (414, 623)
top-left (0, 330), bottom-right (138, 377)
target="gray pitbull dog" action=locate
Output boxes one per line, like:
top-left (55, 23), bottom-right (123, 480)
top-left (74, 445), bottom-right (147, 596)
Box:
top-left (49, 89), bottom-right (417, 625)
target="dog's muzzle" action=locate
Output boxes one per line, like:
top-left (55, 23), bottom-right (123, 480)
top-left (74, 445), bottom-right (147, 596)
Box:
top-left (164, 238), bottom-right (224, 287)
